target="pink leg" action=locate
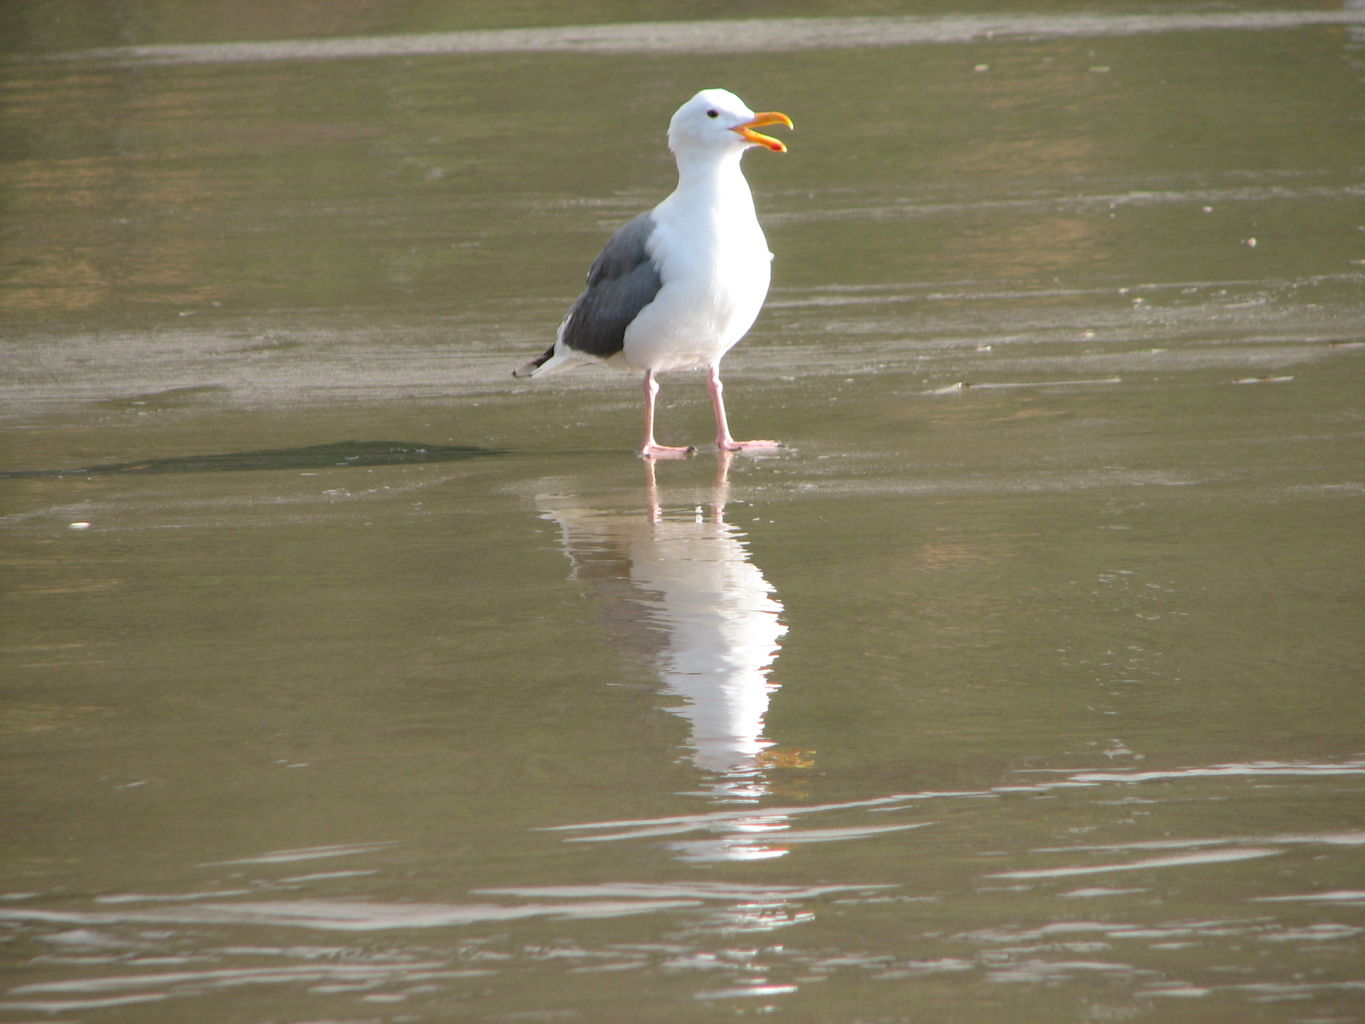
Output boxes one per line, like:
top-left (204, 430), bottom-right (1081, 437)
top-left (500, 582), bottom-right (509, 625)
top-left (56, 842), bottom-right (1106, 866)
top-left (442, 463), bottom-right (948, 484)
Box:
top-left (708, 364), bottom-right (781, 452)
top-left (640, 370), bottom-right (694, 459)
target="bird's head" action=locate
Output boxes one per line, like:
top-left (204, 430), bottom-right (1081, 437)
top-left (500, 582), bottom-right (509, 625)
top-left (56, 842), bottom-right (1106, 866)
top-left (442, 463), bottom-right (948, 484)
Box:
top-left (667, 89), bottom-right (793, 157)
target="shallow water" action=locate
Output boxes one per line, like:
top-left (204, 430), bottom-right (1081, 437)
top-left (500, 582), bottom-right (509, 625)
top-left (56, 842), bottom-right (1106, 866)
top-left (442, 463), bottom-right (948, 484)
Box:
top-left (2, 3), bottom-right (1363, 1022)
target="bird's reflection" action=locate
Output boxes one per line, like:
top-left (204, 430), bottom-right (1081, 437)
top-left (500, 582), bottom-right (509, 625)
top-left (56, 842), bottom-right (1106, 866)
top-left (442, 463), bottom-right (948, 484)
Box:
top-left (539, 452), bottom-right (794, 835)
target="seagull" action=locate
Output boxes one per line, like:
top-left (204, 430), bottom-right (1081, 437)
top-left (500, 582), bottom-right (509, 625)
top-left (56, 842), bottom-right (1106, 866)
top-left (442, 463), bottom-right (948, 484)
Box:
top-left (514, 88), bottom-right (793, 458)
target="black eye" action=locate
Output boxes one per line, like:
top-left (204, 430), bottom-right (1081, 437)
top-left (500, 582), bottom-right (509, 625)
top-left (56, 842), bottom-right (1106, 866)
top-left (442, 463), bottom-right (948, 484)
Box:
top-left (706, 109), bottom-right (719, 118)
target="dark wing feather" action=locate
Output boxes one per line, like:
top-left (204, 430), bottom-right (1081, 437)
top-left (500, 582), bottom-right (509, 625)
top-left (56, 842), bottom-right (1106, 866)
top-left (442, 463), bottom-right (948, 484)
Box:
top-left (559, 212), bottom-right (663, 359)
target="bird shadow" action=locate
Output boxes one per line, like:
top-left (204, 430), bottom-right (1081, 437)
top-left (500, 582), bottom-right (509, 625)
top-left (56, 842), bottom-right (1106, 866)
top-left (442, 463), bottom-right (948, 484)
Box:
top-left (0, 440), bottom-right (510, 480)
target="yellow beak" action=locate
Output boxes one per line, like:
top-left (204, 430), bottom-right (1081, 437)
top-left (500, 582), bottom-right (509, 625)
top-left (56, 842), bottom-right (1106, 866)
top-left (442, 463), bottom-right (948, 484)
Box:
top-left (732, 111), bottom-right (794, 152)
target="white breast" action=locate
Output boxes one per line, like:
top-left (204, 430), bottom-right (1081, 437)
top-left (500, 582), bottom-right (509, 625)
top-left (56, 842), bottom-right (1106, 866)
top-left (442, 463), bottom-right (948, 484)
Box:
top-left (617, 167), bottom-right (773, 374)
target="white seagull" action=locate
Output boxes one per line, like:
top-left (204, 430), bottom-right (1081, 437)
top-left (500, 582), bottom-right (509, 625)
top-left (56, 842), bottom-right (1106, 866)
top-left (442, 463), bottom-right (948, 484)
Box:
top-left (514, 88), bottom-right (793, 458)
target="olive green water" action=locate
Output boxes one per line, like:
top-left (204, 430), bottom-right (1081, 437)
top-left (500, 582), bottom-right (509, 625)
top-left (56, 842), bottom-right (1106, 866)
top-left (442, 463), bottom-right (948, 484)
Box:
top-left (2, 3), bottom-right (1363, 1022)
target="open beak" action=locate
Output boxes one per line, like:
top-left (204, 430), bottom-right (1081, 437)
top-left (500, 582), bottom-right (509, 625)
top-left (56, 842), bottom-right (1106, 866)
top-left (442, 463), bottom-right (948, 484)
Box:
top-left (732, 111), bottom-right (794, 153)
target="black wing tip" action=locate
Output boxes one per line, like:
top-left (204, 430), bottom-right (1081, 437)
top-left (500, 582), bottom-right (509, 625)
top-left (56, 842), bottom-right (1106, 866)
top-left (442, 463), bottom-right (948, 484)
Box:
top-left (513, 345), bottom-right (556, 378)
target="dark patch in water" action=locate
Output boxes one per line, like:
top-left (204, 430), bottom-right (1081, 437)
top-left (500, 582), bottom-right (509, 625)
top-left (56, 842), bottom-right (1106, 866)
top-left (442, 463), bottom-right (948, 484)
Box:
top-left (0, 440), bottom-right (509, 478)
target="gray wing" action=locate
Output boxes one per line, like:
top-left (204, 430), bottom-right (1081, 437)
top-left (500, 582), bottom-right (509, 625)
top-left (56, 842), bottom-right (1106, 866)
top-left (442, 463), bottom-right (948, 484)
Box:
top-left (559, 212), bottom-right (664, 359)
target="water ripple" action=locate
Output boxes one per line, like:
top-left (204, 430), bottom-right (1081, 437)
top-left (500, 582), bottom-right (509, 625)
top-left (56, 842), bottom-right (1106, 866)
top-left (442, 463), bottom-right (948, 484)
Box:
top-left (4, 756), bottom-right (1359, 1015)
top-left (987, 846), bottom-right (1284, 881)
top-left (0, 897), bottom-right (705, 932)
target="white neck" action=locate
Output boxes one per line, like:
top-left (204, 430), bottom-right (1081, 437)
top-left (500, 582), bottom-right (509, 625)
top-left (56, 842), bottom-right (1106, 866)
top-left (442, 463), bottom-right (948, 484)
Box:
top-left (670, 148), bottom-right (754, 213)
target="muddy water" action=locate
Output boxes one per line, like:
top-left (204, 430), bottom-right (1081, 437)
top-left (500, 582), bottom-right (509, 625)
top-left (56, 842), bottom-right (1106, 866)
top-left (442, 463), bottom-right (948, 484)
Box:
top-left (2, 4), bottom-right (1363, 1022)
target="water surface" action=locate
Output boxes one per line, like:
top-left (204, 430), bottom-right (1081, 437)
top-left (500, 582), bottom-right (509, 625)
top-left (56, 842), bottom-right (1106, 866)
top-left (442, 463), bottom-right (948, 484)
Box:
top-left (2, 3), bottom-right (1362, 1021)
